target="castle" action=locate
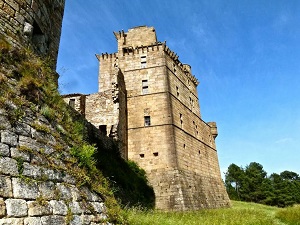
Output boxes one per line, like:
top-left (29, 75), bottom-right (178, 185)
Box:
top-left (63, 26), bottom-right (230, 210)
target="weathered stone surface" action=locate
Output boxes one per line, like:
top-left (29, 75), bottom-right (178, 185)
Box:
top-left (1, 131), bottom-right (17, 146)
top-left (70, 215), bottom-right (82, 225)
top-left (0, 218), bottom-right (24, 225)
top-left (0, 157), bottom-right (18, 176)
top-left (19, 135), bottom-right (42, 152)
top-left (69, 201), bottom-right (82, 215)
top-left (24, 217), bottom-right (42, 225)
top-left (0, 176), bottom-right (12, 197)
top-left (28, 201), bottom-right (52, 216)
top-left (56, 183), bottom-right (72, 200)
top-left (38, 181), bottom-right (56, 200)
top-left (41, 215), bottom-right (65, 225)
top-left (69, 186), bottom-right (82, 201)
top-left (22, 163), bottom-right (42, 179)
top-left (43, 169), bottom-right (63, 182)
top-left (0, 115), bottom-right (11, 130)
top-left (49, 200), bottom-right (67, 215)
top-left (13, 122), bottom-right (31, 136)
top-left (0, 198), bottom-right (5, 218)
top-left (12, 177), bottom-right (39, 199)
top-left (5, 198), bottom-right (28, 217)
top-left (81, 187), bottom-right (101, 202)
top-left (11, 147), bottom-right (31, 162)
top-left (91, 202), bottom-right (105, 214)
top-left (0, 143), bottom-right (10, 157)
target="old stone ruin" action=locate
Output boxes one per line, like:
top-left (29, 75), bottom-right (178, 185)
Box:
top-left (63, 26), bottom-right (230, 210)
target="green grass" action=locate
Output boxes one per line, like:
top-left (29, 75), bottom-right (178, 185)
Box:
top-left (126, 201), bottom-right (300, 225)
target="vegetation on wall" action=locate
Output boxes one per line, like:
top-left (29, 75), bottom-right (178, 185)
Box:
top-left (225, 162), bottom-right (300, 207)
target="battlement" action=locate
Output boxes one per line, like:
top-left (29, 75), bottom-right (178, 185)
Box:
top-left (0, 0), bottom-right (65, 66)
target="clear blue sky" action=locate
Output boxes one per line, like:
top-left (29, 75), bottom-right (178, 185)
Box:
top-left (57, 0), bottom-right (300, 178)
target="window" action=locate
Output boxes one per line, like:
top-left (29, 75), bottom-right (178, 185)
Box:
top-left (142, 79), bottom-right (149, 94)
top-left (180, 113), bottom-right (183, 128)
top-left (141, 56), bottom-right (147, 68)
top-left (99, 125), bottom-right (107, 135)
top-left (176, 86), bottom-right (179, 97)
top-left (144, 116), bottom-right (151, 126)
top-left (153, 152), bottom-right (159, 157)
top-left (173, 63), bottom-right (176, 74)
top-left (139, 154), bottom-right (145, 158)
top-left (69, 99), bottom-right (75, 108)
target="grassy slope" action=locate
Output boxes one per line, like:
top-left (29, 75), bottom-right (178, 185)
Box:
top-left (126, 201), bottom-right (300, 225)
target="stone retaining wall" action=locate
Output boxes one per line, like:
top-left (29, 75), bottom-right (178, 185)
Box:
top-left (0, 104), bottom-right (110, 224)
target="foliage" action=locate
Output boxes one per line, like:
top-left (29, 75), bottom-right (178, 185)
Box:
top-left (70, 144), bottom-right (97, 171)
top-left (225, 162), bottom-right (300, 207)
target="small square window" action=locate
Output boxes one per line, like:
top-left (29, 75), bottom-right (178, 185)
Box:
top-left (69, 99), bottom-right (75, 108)
top-left (153, 152), bottom-right (159, 157)
top-left (144, 116), bottom-right (151, 126)
top-left (140, 154), bottom-right (145, 158)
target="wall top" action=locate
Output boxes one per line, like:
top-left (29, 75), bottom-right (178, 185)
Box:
top-left (113, 26), bottom-right (157, 51)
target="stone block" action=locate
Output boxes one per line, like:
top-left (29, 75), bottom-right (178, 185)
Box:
top-left (38, 181), bottom-right (55, 200)
top-left (0, 176), bottom-right (12, 198)
top-left (90, 202), bottom-right (105, 214)
top-left (70, 215), bottom-right (82, 225)
top-left (0, 218), bottom-right (24, 225)
top-left (22, 163), bottom-right (42, 179)
top-left (28, 201), bottom-right (52, 216)
top-left (0, 143), bottom-right (10, 157)
top-left (56, 183), bottom-right (72, 200)
top-left (43, 168), bottom-right (63, 182)
top-left (0, 115), bottom-right (11, 129)
top-left (69, 186), bottom-right (82, 201)
top-left (41, 215), bottom-right (65, 225)
top-left (24, 217), bottom-right (42, 225)
top-left (13, 121), bottom-right (31, 136)
top-left (12, 177), bottom-right (39, 199)
top-left (0, 131), bottom-right (17, 146)
top-left (11, 147), bottom-right (30, 162)
top-left (0, 157), bottom-right (18, 176)
top-left (49, 200), bottom-right (67, 215)
top-left (5, 198), bottom-right (27, 217)
top-left (18, 135), bottom-right (42, 152)
top-left (69, 201), bottom-right (82, 215)
top-left (0, 198), bottom-right (5, 218)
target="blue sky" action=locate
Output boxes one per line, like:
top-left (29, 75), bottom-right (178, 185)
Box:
top-left (57, 0), bottom-right (300, 178)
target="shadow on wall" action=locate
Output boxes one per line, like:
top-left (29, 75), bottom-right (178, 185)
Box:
top-left (92, 133), bottom-right (155, 208)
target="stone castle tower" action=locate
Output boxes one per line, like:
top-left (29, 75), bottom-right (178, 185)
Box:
top-left (0, 0), bottom-right (65, 66)
top-left (63, 26), bottom-right (230, 210)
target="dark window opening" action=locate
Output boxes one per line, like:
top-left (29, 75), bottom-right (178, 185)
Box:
top-left (69, 99), bottom-right (75, 108)
top-left (32, 20), bottom-right (49, 55)
top-left (139, 154), bottom-right (145, 158)
top-left (176, 86), bottom-right (179, 97)
top-left (141, 56), bottom-right (147, 68)
top-left (144, 116), bottom-right (151, 126)
top-left (153, 152), bottom-right (159, 157)
top-left (123, 47), bottom-right (133, 54)
top-left (180, 113), bottom-right (183, 128)
top-left (99, 125), bottom-right (107, 135)
top-left (142, 79), bottom-right (149, 94)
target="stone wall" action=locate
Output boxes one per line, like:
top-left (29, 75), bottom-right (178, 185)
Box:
top-left (0, 93), bottom-right (111, 224)
top-left (0, 0), bottom-right (65, 66)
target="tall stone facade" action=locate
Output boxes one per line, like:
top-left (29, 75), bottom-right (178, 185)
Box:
top-left (0, 0), bottom-right (65, 66)
top-left (63, 26), bottom-right (230, 210)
